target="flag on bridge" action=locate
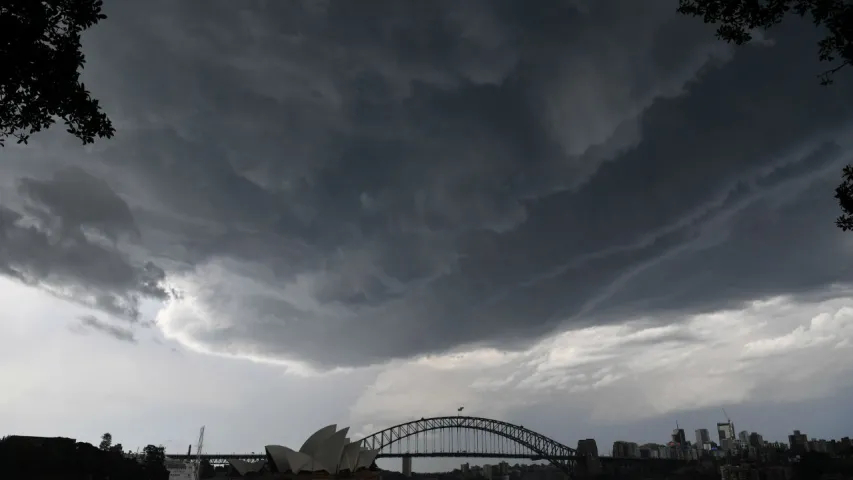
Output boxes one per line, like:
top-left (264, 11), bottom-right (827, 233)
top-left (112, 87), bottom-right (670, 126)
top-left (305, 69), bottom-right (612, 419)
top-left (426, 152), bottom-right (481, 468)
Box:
top-left (457, 406), bottom-right (464, 412)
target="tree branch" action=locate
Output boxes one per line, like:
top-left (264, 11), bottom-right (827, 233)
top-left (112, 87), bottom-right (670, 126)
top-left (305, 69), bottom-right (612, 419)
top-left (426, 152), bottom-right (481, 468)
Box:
top-left (818, 60), bottom-right (851, 85)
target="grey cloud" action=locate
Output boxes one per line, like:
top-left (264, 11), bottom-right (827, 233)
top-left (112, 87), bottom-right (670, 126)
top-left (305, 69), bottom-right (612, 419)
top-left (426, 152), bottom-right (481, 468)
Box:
top-left (6, 1), bottom-right (853, 368)
top-left (18, 167), bottom-right (140, 242)
top-left (0, 167), bottom-right (169, 320)
top-left (348, 295), bottom-right (853, 440)
top-left (75, 315), bottom-right (137, 343)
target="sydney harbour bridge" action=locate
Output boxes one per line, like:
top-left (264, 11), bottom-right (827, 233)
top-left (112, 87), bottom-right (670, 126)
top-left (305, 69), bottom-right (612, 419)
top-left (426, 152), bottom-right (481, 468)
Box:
top-left (168, 416), bottom-right (678, 477)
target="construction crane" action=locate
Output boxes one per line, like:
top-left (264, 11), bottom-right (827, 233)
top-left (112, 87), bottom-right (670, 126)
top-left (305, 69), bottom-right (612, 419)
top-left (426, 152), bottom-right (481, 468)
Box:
top-left (195, 426), bottom-right (205, 480)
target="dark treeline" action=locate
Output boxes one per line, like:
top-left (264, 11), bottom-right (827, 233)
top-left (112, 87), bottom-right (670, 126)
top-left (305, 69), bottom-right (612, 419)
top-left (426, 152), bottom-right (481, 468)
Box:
top-left (792, 451), bottom-right (853, 480)
top-left (0, 434), bottom-right (168, 480)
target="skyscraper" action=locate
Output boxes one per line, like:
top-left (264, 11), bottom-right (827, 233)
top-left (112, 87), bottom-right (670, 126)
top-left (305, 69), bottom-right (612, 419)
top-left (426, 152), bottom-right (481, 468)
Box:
top-left (672, 428), bottom-right (686, 445)
top-left (789, 430), bottom-right (808, 453)
top-left (748, 432), bottom-right (763, 448)
top-left (695, 429), bottom-right (711, 446)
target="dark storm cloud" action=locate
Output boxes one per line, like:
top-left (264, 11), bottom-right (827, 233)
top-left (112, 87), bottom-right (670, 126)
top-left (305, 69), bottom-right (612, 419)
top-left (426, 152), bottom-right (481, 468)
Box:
top-left (6, 0), bottom-right (853, 367)
top-left (0, 167), bottom-right (169, 320)
top-left (74, 315), bottom-right (137, 343)
top-left (18, 167), bottom-right (140, 241)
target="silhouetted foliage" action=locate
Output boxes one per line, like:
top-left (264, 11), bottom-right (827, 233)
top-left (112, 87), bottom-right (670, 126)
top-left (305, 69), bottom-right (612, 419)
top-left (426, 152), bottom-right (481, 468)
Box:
top-left (0, 435), bottom-right (166, 479)
top-left (143, 444), bottom-right (167, 471)
top-left (0, 0), bottom-right (115, 146)
top-left (835, 165), bottom-right (853, 231)
top-left (794, 451), bottom-right (831, 480)
top-left (676, 0), bottom-right (852, 85)
top-left (98, 432), bottom-right (112, 451)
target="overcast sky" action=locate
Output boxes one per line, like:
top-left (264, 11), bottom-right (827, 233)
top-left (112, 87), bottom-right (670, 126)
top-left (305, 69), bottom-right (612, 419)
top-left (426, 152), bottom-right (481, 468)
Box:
top-left (2, 0), bottom-right (853, 472)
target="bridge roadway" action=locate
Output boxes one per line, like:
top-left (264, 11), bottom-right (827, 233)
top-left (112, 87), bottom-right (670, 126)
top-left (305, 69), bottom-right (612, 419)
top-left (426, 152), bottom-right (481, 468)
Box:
top-left (167, 453), bottom-right (582, 465)
top-left (167, 452), bottom-right (664, 465)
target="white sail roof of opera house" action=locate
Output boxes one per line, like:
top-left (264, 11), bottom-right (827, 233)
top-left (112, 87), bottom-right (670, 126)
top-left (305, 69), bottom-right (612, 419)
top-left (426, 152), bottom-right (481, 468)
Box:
top-left (264, 424), bottom-right (380, 474)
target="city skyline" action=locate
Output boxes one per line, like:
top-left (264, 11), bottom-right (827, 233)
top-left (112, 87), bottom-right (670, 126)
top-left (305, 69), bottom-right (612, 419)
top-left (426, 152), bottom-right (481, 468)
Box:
top-left (114, 418), bottom-right (852, 474)
top-left (159, 421), bottom-right (851, 474)
top-left (3, 0), bottom-right (853, 473)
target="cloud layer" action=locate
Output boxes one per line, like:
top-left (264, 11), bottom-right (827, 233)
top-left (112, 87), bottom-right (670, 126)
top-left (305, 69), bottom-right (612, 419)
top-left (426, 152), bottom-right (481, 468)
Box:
top-left (0, 167), bottom-right (167, 320)
top-left (349, 294), bottom-right (853, 430)
top-left (2, 0), bottom-right (853, 372)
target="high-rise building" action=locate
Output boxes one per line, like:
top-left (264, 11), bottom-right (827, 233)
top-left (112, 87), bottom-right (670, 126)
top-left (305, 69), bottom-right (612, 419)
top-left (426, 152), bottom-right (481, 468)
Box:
top-left (739, 431), bottom-right (750, 443)
top-left (695, 429), bottom-right (711, 446)
top-left (717, 422), bottom-right (735, 449)
top-left (672, 428), bottom-right (686, 445)
top-left (748, 432), bottom-right (763, 448)
top-left (788, 430), bottom-right (808, 453)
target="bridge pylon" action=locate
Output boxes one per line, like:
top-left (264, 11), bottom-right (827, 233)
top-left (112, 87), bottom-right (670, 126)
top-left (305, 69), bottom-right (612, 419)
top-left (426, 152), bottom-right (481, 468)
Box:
top-left (402, 455), bottom-right (412, 477)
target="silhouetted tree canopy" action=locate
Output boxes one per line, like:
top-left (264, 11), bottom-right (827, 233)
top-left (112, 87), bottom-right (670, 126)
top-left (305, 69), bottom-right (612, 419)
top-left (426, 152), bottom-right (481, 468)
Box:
top-left (0, 0), bottom-right (115, 146)
top-left (0, 435), bottom-right (167, 480)
top-left (794, 451), bottom-right (832, 480)
top-left (835, 166), bottom-right (853, 231)
top-left (143, 444), bottom-right (166, 471)
top-left (676, 0), bottom-right (852, 85)
top-left (98, 432), bottom-right (112, 451)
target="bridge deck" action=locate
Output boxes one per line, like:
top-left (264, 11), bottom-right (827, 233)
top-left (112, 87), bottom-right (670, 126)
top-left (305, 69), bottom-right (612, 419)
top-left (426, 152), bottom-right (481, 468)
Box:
top-left (167, 453), bottom-right (678, 464)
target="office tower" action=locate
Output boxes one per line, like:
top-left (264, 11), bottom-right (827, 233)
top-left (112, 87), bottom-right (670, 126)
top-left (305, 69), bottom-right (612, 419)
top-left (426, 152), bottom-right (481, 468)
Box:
top-left (696, 429), bottom-right (711, 446)
top-left (748, 432), bottom-right (763, 448)
top-left (672, 428), bottom-right (686, 445)
top-left (789, 430), bottom-right (808, 453)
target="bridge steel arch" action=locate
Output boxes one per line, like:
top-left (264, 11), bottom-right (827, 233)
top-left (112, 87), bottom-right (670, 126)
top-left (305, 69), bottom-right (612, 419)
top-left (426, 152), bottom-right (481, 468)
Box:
top-left (358, 416), bottom-right (577, 476)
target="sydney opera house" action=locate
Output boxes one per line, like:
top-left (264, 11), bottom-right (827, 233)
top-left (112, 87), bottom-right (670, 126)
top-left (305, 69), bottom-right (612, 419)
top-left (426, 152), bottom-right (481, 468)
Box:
top-left (227, 425), bottom-right (380, 478)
